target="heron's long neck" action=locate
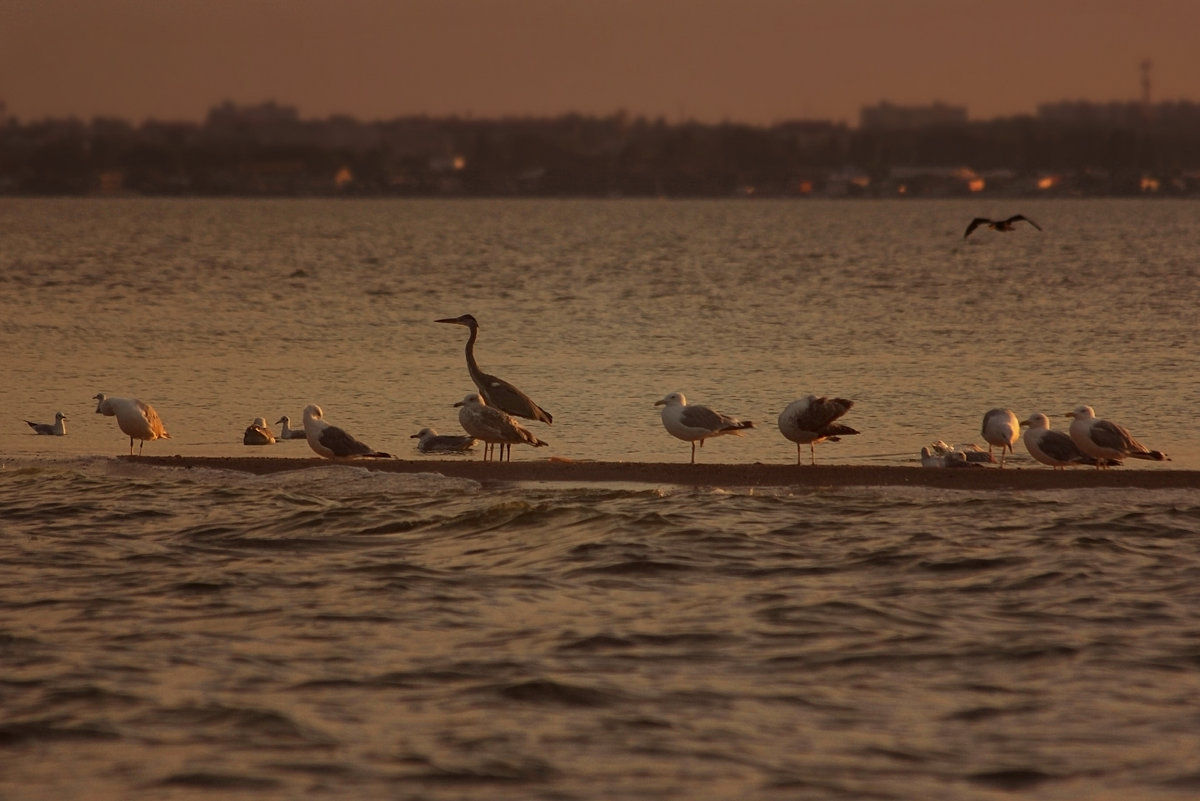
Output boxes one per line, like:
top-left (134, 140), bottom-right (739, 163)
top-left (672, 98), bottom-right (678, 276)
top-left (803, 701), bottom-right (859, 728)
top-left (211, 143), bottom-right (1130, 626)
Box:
top-left (464, 325), bottom-right (482, 375)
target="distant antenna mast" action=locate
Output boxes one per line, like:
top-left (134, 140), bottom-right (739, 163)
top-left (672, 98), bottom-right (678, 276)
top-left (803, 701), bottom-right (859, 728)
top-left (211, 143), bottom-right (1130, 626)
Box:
top-left (1140, 59), bottom-right (1153, 121)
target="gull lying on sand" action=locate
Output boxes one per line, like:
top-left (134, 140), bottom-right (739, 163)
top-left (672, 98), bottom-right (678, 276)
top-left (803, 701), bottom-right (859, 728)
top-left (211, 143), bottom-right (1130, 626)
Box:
top-left (25, 411), bottom-right (67, 436)
top-left (275, 415), bottom-right (307, 440)
top-left (411, 426), bottom-right (477, 454)
top-left (243, 417), bottom-right (276, 446)
top-left (302, 404), bottom-right (391, 459)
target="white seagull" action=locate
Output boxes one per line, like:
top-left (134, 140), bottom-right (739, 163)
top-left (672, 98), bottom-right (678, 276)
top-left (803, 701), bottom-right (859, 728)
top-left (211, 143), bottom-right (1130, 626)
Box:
top-left (274, 415), bottom-right (308, 440)
top-left (655, 392), bottom-right (754, 464)
top-left (243, 417), bottom-right (276, 446)
top-left (1020, 413), bottom-right (1112, 470)
top-left (25, 411), bottom-right (67, 436)
top-left (302, 404), bottom-right (391, 459)
top-left (777, 395), bottom-right (858, 465)
top-left (1066, 405), bottom-right (1168, 469)
top-left (411, 427), bottom-right (477, 455)
top-left (94, 393), bottom-right (170, 455)
top-left (454, 393), bottom-right (547, 462)
top-left (981, 408), bottom-right (1020, 468)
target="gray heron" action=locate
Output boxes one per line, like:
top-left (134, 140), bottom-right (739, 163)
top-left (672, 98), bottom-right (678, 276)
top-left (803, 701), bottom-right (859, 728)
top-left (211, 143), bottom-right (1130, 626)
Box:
top-left (436, 314), bottom-right (553, 425)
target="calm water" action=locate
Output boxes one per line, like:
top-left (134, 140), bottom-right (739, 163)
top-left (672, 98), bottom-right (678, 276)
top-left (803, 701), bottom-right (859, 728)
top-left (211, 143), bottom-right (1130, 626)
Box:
top-left (3, 198), bottom-right (1200, 799)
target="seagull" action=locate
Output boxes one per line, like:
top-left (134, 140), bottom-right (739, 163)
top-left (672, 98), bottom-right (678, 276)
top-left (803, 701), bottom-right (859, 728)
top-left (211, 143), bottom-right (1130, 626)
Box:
top-left (25, 411), bottom-right (67, 436)
top-left (1020, 413), bottom-right (1113, 469)
top-left (964, 214), bottom-right (1042, 238)
top-left (920, 446), bottom-right (982, 468)
top-left (93, 393), bottom-right (169, 455)
top-left (436, 314), bottom-right (553, 425)
top-left (243, 417), bottom-right (276, 446)
top-left (1066, 405), bottom-right (1168, 470)
top-left (454, 393), bottom-right (548, 461)
top-left (777, 395), bottom-right (858, 465)
top-left (981, 408), bottom-right (1020, 467)
top-left (411, 426), bottom-right (477, 454)
top-left (302, 404), bottom-right (391, 459)
top-left (274, 415), bottom-right (307, 440)
top-left (655, 391), bottom-right (754, 464)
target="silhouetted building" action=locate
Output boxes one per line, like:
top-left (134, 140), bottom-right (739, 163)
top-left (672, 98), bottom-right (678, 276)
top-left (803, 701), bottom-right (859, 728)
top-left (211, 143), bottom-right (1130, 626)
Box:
top-left (859, 101), bottom-right (967, 130)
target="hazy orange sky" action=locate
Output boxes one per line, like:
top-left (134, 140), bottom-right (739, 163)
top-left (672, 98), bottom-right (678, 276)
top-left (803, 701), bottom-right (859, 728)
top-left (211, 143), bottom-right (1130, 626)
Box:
top-left (2, 0), bottom-right (1197, 126)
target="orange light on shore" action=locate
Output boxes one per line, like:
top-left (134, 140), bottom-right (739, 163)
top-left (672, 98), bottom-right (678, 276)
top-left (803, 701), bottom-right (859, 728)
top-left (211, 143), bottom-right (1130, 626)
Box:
top-left (1037, 175), bottom-right (1059, 190)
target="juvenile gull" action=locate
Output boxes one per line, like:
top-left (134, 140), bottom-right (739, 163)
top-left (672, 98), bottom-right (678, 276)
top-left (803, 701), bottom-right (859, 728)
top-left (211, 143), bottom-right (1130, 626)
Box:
top-left (93, 393), bottom-right (169, 455)
top-left (1067, 405), bottom-right (1168, 469)
top-left (302, 404), bottom-right (391, 459)
top-left (436, 314), bottom-right (553, 425)
top-left (981, 408), bottom-right (1020, 468)
top-left (411, 426), bottom-right (477, 454)
top-left (454, 393), bottom-right (547, 462)
top-left (274, 415), bottom-right (307, 440)
top-left (1020, 412), bottom-right (1112, 469)
top-left (777, 395), bottom-right (858, 465)
top-left (243, 417), bottom-right (276, 446)
top-left (964, 214), bottom-right (1042, 238)
top-left (25, 411), bottom-right (67, 436)
top-left (655, 391), bottom-right (754, 464)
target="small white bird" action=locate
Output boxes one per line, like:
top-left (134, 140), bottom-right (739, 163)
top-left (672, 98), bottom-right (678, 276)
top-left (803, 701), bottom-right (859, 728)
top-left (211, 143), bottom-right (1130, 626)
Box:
top-left (1020, 413), bottom-right (1112, 469)
top-left (302, 404), bottom-right (391, 459)
top-left (411, 427), bottom-right (477, 454)
top-left (655, 391), bottom-right (754, 464)
top-left (454, 393), bottom-right (548, 462)
top-left (274, 415), bottom-right (308, 440)
top-left (25, 411), bottom-right (67, 436)
top-left (94, 393), bottom-right (169, 455)
top-left (777, 395), bottom-right (858, 465)
top-left (981, 408), bottom-right (1020, 468)
top-left (243, 417), bottom-right (276, 446)
top-left (1066, 405), bottom-right (1168, 470)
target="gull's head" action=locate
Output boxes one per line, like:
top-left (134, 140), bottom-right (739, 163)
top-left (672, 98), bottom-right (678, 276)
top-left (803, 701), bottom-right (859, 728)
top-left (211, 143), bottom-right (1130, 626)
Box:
top-left (93, 393), bottom-right (107, 413)
top-left (251, 417), bottom-right (267, 428)
top-left (303, 404), bottom-right (323, 423)
top-left (411, 427), bottom-right (435, 439)
top-left (1021, 413), bottom-right (1050, 430)
top-left (655, 392), bottom-right (686, 408)
top-left (276, 416), bottom-right (289, 425)
top-left (436, 314), bottom-right (478, 329)
top-left (454, 393), bottom-right (485, 408)
top-left (55, 412), bottom-right (67, 421)
top-left (1066, 405), bottom-right (1095, 421)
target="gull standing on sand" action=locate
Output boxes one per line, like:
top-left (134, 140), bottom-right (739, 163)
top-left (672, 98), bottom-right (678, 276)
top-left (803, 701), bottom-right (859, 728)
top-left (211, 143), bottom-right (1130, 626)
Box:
top-left (1020, 413), bottom-right (1111, 469)
top-left (275, 415), bottom-right (307, 440)
top-left (1067, 405), bottom-right (1168, 469)
top-left (454, 393), bottom-right (547, 462)
top-left (777, 395), bottom-right (858, 465)
top-left (25, 411), bottom-right (67, 436)
top-left (411, 427), bottom-right (477, 454)
top-left (655, 392), bottom-right (754, 464)
top-left (436, 314), bottom-right (553, 425)
top-left (981, 408), bottom-right (1020, 468)
top-left (963, 214), bottom-right (1042, 238)
top-left (302, 404), bottom-right (391, 459)
top-left (93, 393), bottom-right (169, 455)
top-left (243, 417), bottom-right (276, 446)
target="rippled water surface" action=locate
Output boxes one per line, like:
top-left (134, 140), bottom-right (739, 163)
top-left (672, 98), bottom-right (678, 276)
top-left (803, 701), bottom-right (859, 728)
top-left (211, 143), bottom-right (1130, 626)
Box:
top-left (3, 199), bottom-right (1200, 799)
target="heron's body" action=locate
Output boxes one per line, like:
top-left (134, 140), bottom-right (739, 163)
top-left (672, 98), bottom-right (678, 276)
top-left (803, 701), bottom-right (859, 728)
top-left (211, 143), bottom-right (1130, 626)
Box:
top-left (436, 314), bottom-right (552, 425)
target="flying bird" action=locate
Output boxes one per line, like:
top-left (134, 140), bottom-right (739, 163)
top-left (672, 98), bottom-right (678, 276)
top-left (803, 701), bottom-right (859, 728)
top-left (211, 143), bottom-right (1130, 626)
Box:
top-left (964, 214), bottom-right (1042, 238)
top-left (777, 395), bottom-right (858, 465)
top-left (436, 314), bottom-right (553, 425)
top-left (981, 408), bottom-right (1020, 468)
top-left (243, 417), bottom-right (276, 446)
top-left (274, 415), bottom-right (308, 440)
top-left (655, 392), bottom-right (754, 464)
top-left (302, 404), bottom-right (391, 459)
top-left (1066, 405), bottom-right (1168, 469)
top-left (1020, 413), bottom-right (1113, 469)
top-left (93, 393), bottom-right (169, 455)
top-left (454, 393), bottom-right (548, 461)
top-left (411, 426), bottom-right (477, 454)
top-left (25, 411), bottom-right (67, 436)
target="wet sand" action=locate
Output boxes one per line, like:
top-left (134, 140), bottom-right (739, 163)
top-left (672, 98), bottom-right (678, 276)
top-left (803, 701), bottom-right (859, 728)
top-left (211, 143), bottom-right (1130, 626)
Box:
top-left (132, 456), bottom-right (1200, 490)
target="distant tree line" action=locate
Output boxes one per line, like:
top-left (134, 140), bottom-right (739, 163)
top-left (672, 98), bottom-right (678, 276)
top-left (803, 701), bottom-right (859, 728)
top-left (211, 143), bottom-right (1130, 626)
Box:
top-left (2, 103), bottom-right (1199, 197)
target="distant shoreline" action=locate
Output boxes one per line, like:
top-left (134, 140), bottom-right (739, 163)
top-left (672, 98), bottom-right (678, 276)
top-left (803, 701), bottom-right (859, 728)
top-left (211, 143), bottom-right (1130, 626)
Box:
top-left (130, 456), bottom-right (1200, 490)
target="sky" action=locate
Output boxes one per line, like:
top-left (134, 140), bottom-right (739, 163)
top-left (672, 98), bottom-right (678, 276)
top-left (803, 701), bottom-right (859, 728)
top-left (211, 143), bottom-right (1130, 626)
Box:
top-left (2, 0), bottom-right (1198, 127)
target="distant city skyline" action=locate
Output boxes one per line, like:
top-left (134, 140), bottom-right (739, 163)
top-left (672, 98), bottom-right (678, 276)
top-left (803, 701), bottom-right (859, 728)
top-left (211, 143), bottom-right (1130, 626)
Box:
top-left (2, 0), bottom-right (1198, 126)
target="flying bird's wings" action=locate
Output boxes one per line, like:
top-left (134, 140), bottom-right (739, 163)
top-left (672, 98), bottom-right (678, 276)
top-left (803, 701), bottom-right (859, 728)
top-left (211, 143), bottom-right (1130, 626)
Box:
top-left (963, 217), bottom-right (990, 238)
top-left (1006, 214), bottom-right (1042, 230)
